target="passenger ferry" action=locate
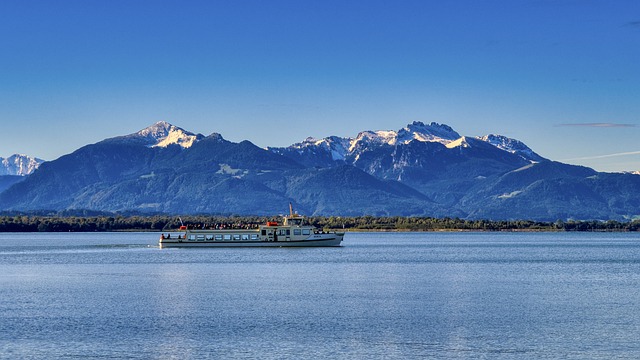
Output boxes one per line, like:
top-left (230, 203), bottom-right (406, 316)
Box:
top-left (159, 206), bottom-right (344, 248)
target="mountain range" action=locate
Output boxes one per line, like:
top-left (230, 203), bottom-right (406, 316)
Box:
top-left (0, 121), bottom-right (638, 221)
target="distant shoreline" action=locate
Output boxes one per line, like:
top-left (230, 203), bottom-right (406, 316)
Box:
top-left (0, 214), bottom-right (638, 232)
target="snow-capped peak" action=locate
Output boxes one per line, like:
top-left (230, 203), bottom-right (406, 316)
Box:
top-left (349, 130), bottom-right (397, 151)
top-left (478, 134), bottom-right (545, 162)
top-left (291, 136), bottom-right (351, 161)
top-left (136, 121), bottom-right (202, 149)
top-left (292, 137), bottom-right (329, 148)
top-left (0, 154), bottom-right (45, 176)
top-left (347, 122), bottom-right (460, 152)
top-left (397, 121), bottom-right (461, 145)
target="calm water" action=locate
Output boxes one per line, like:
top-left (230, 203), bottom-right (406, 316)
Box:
top-left (1, 232), bottom-right (640, 359)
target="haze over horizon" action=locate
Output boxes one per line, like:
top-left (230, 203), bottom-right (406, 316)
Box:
top-left (1, 0), bottom-right (638, 172)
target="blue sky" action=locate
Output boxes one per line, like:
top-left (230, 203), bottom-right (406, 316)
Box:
top-left (1, 0), bottom-right (638, 172)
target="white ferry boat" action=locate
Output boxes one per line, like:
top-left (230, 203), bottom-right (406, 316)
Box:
top-left (159, 207), bottom-right (344, 248)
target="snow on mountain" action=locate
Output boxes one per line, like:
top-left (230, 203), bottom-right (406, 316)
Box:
top-left (0, 154), bottom-right (45, 176)
top-left (274, 121), bottom-right (549, 166)
top-left (290, 136), bottom-right (351, 161)
top-left (347, 121), bottom-right (461, 153)
top-left (350, 121), bottom-right (459, 149)
top-left (445, 136), bottom-right (473, 149)
top-left (396, 121), bottom-right (460, 145)
top-left (136, 121), bottom-right (203, 148)
top-left (478, 134), bottom-right (545, 162)
top-left (348, 130), bottom-right (396, 152)
top-left (269, 121), bottom-right (555, 178)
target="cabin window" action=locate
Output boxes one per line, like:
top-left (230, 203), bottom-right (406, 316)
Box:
top-left (293, 229), bottom-right (301, 235)
top-left (302, 229), bottom-right (310, 235)
top-left (223, 234), bottom-right (231, 240)
top-left (233, 234), bottom-right (241, 240)
top-left (197, 235), bottom-right (205, 241)
top-left (261, 230), bottom-right (266, 236)
top-left (188, 235), bottom-right (196, 241)
top-left (242, 234), bottom-right (249, 240)
top-left (251, 234), bottom-right (259, 240)
top-left (206, 235), bottom-right (214, 240)
top-left (215, 235), bottom-right (223, 240)
top-left (286, 229), bottom-right (291, 236)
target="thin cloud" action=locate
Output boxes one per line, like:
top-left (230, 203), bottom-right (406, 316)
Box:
top-left (562, 150), bottom-right (640, 161)
top-left (628, 20), bottom-right (640, 28)
top-left (557, 123), bottom-right (636, 128)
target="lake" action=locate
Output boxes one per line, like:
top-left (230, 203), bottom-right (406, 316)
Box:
top-left (1, 231), bottom-right (640, 359)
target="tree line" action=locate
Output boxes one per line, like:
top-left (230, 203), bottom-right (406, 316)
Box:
top-left (0, 214), bottom-right (639, 232)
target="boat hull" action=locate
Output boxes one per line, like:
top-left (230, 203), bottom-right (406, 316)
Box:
top-left (160, 234), bottom-right (343, 248)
